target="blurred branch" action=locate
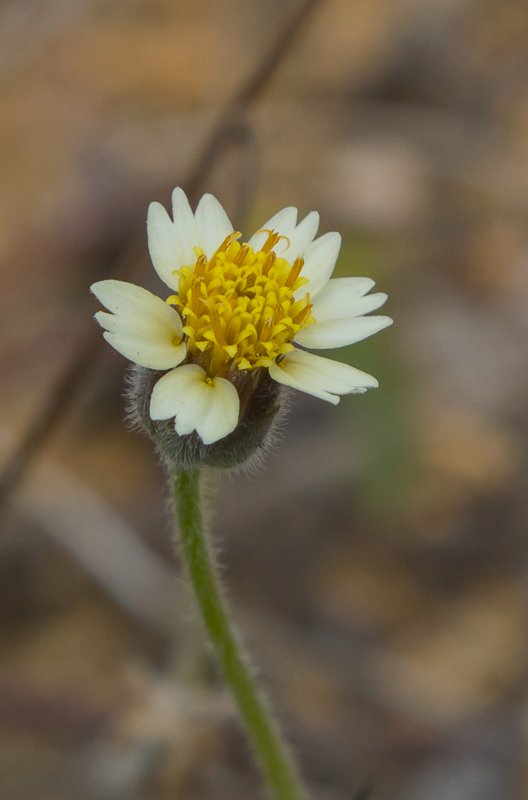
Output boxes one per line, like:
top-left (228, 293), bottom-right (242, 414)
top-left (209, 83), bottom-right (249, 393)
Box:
top-left (0, 0), bottom-right (321, 517)
top-left (185, 0), bottom-right (320, 199)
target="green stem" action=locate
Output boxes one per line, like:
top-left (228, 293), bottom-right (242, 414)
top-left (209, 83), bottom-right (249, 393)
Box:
top-left (172, 468), bottom-right (309, 800)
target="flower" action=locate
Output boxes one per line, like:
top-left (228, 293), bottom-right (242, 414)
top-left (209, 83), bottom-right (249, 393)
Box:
top-left (91, 188), bottom-right (392, 446)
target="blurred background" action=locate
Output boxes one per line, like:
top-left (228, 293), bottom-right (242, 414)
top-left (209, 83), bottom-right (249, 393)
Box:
top-left (1, 0), bottom-right (527, 798)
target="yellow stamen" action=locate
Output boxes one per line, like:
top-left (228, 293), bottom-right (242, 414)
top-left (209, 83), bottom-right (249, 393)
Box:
top-left (209, 304), bottom-right (226, 346)
top-left (256, 228), bottom-right (291, 253)
top-left (172, 230), bottom-right (315, 376)
top-left (255, 228), bottom-right (291, 254)
top-left (262, 252), bottom-right (276, 276)
top-left (213, 231), bottom-right (242, 260)
top-left (285, 257), bottom-right (304, 288)
top-left (194, 254), bottom-right (208, 277)
top-left (234, 244), bottom-right (250, 266)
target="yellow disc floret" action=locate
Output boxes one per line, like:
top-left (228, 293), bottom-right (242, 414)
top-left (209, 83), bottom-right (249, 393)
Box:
top-left (167, 230), bottom-right (315, 377)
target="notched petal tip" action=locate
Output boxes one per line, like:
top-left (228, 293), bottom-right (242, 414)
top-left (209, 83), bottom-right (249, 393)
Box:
top-left (269, 348), bottom-right (380, 405)
top-left (148, 365), bottom-right (240, 446)
top-left (377, 315), bottom-right (393, 329)
top-left (195, 377), bottom-right (240, 445)
top-left (300, 230), bottom-right (343, 298)
top-left (194, 192), bottom-right (234, 258)
top-left (90, 279), bottom-right (115, 300)
top-left (171, 186), bottom-right (193, 219)
top-left (147, 200), bottom-right (169, 218)
top-left (94, 310), bottom-right (110, 329)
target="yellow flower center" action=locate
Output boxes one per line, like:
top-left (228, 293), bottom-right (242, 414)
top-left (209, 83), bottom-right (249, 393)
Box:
top-left (167, 230), bottom-right (314, 376)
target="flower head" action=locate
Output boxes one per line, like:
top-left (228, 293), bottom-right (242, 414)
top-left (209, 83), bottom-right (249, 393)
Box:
top-left (91, 188), bottom-right (391, 457)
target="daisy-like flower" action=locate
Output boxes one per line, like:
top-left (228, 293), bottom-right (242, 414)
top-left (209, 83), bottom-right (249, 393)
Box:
top-left (91, 188), bottom-right (392, 448)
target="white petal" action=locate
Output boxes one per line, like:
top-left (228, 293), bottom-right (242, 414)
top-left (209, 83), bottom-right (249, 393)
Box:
top-left (149, 365), bottom-right (240, 445)
top-left (269, 353), bottom-right (338, 404)
top-left (195, 378), bottom-right (240, 444)
top-left (312, 288), bottom-right (388, 322)
top-left (297, 232), bottom-right (342, 299)
top-left (91, 280), bottom-right (183, 333)
top-left (194, 193), bottom-right (234, 258)
top-left (296, 315), bottom-right (393, 349)
top-left (282, 211), bottom-right (320, 262)
top-left (92, 279), bottom-right (186, 368)
top-left (149, 364), bottom-right (204, 420)
top-left (248, 207), bottom-right (298, 252)
top-left (171, 187), bottom-right (198, 266)
top-left (269, 349), bottom-right (378, 403)
top-left (174, 394), bottom-right (211, 436)
top-left (285, 350), bottom-right (379, 394)
top-left (103, 331), bottom-right (186, 370)
top-left (308, 277), bottom-right (377, 317)
top-left (147, 202), bottom-right (182, 290)
top-left (164, 367), bottom-right (214, 436)
top-left (94, 311), bottom-right (179, 342)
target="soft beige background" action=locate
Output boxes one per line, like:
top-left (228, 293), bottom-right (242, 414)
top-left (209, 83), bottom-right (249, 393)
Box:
top-left (1, 1), bottom-right (526, 798)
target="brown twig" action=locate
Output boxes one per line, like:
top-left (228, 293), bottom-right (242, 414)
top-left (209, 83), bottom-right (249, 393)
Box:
top-left (185, 0), bottom-right (320, 199)
top-left (0, 0), bottom-right (321, 517)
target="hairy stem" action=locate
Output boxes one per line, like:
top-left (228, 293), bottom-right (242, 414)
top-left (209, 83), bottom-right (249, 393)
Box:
top-left (172, 468), bottom-right (309, 800)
